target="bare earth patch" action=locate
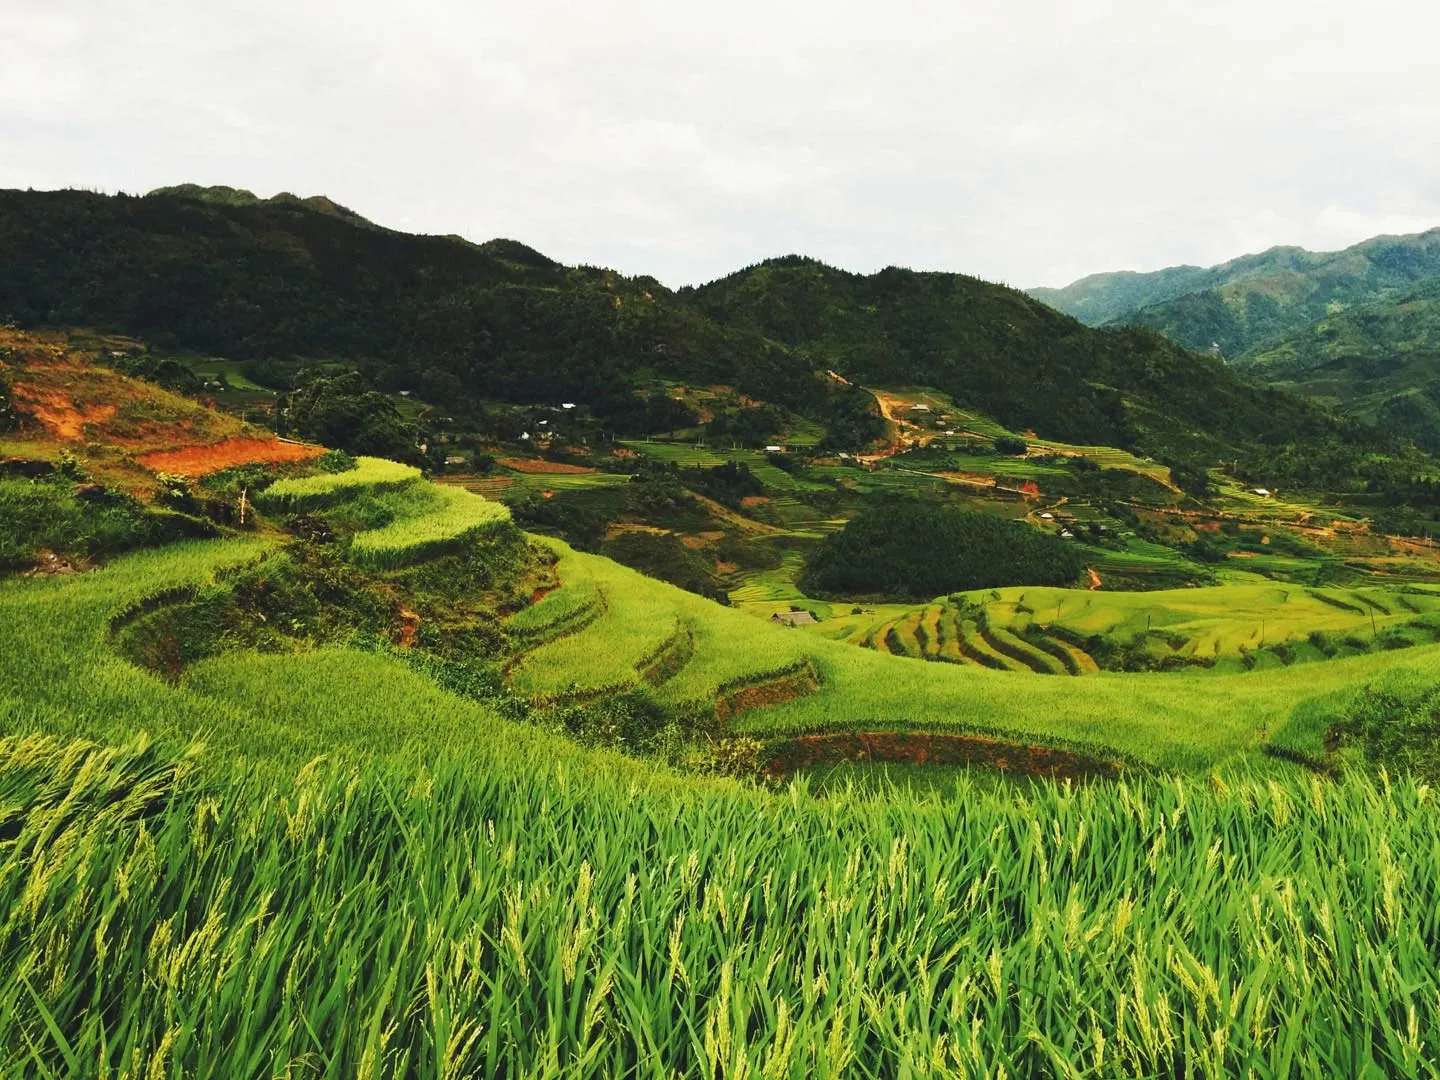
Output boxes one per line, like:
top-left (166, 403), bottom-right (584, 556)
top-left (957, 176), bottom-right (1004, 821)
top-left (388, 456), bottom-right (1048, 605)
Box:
top-left (137, 438), bottom-right (324, 476)
top-left (10, 385), bottom-right (117, 439)
top-left (498, 458), bottom-right (596, 475)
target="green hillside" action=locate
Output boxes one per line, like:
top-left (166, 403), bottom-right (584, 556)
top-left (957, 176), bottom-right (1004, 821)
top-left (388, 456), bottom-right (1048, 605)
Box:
top-left (1030, 228), bottom-right (1440, 358)
top-left (1029, 263), bottom-right (1215, 325)
top-left (1048, 231), bottom-right (1440, 357)
top-left (10, 456), bottom-right (1440, 1072)
top-left (0, 187), bottom-right (1407, 484)
top-left (1236, 278), bottom-right (1440, 449)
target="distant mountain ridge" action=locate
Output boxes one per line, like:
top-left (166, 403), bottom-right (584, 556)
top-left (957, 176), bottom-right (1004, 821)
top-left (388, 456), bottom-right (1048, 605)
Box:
top-left (1031, 227), bottom-right (1440, 452)
top-left (0, 185), bottom-right (1404, 482)
top-left (1234, 277), bottom-right (1440, 450)
top-left (1030, 228), bottom-right (1440, 358)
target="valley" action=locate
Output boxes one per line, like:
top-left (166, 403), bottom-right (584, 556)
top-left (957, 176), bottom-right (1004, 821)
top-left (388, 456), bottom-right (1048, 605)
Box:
top-left (8, 194), bottom-right (1440, 1073)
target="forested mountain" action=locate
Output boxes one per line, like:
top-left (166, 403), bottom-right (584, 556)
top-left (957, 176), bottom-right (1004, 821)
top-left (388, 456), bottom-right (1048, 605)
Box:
top-left (1028, 264), bottom-right (1216, 326)
top-left (1235, 278), bottom-right (1440, 450)
top-left (1030, 228), bottom-right (1440, 358)
top-left (0, 186), bottom-right (1403, 477)
top-left (688, 256), bottom-right (1348, 465)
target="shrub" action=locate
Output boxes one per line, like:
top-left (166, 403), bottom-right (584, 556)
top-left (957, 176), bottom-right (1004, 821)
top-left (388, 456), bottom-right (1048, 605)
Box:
top-left (316, 449), bottom-right (357, 473)
top-left (993, 435), bottom-right (1028, 456)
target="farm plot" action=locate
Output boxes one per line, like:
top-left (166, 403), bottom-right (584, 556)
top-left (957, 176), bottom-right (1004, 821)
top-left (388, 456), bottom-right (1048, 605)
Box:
top-left (349, 485), bottom-right (510, 568)
top-left (256, 457), bottom-right (420, 511)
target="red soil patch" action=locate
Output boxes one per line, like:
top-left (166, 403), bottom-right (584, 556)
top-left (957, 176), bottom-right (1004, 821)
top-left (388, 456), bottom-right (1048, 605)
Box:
top-left (1087, 568), bottom-right (1102, 591)
top-left (10, 386), bottom-right (116, 439)
top-left (397, 609), bottom-right (421, 649)
top-left (137, 438), bottom-right (324, 476)
top-left (740, 495), bottom-right (770, 507)
top-left (762, 731), bottom-right (1122, 783)
top-left (498, 457), bottom-right (596, 475)
top-left (714, 669), bottom-right (820, 722)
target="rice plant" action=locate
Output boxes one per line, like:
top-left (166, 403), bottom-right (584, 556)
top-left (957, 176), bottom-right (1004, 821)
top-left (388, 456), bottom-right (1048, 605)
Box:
top-left (5, 730), bottom-right (1440, 1077)
top-left (255, 456), bottom-right (420, 512)
top-left (349, 485), bottom-right (511, 569)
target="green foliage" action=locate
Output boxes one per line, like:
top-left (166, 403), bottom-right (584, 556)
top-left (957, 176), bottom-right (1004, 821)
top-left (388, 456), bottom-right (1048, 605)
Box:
top-left (108, 352), bottom-right (205, 395)
top-left (679, 461), bottom-right (763, 509)
top-left (0, 475), bottom-right (210, 571)
top-left (802, 502), bottom-right (1084, 600)
top-left (315, 448), bottom-right (357, 473)
top-left (992, 434), bottom-right (1028, 456)
top-left (816, 386), bottom-right (886, 452)
top-left (283, 370), bottom-right (421, 460)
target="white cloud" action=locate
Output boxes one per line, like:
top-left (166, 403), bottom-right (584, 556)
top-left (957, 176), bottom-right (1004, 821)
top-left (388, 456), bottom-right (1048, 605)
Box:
top-left (2, 0), bottom-right (1438, 287)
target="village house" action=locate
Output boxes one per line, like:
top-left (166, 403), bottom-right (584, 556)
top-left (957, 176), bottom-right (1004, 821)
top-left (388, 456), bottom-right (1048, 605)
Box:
top-left (770, 610), bottom-right (817, 627)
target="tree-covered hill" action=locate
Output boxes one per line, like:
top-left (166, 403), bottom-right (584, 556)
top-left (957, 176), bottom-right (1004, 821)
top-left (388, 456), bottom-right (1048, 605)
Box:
top-left (688, 255), bottom-right (1357, 464)
top-left (1029, 228), bottom-right (1440, 358)
top-left (1235, 277), bottom-right (1440, 450)
top-left (0, 186), bottom-right (1407, 478)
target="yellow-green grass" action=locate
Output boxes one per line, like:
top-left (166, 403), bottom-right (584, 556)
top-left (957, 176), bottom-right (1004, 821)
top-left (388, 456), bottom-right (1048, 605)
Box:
top-left (498, 540), bottom-right (1440, 770)
top-left (968, 582), bottom-right (1440, 661)
top-left (11, 723), bottom-right (1440, 1074)
top-left (11, 535), bottom-right (1440, 1069)
top-left (508, 539), bottom-right (811, 704)
top-left (620, 441), bottom-right (831, 492)
top-left (349, 484), bottom-right (510, 568)
top-left (255, 456), bottom-right (420, 511)
top-left (490, 470), bottom-right (633, 493)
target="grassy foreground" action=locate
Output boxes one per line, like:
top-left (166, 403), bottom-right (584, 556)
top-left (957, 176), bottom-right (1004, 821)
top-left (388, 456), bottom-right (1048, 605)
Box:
top-left (7, 490), bottom-right (1440, 1073)
top-left (6, 726), bottom-right (1440, 1076)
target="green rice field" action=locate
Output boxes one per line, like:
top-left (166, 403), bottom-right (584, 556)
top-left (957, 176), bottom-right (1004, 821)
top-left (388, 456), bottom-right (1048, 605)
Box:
top-left (10, 464), bottom-right (1440, 1074)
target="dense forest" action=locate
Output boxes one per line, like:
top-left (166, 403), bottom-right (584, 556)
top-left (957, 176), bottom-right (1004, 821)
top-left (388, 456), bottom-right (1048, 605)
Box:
top-left (0, 186), bottom-right (1418, 483)
top-left (800, 503), bottom-right (1085, 599)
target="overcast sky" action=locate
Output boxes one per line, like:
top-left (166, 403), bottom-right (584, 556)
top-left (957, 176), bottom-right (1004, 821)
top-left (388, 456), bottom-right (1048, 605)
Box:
top-left (3, 0), bottom-right (1438, 288)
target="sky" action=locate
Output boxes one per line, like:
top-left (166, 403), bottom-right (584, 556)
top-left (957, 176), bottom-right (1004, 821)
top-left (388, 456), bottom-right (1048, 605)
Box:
top-left (3, 0), bottom-right (1439, 288)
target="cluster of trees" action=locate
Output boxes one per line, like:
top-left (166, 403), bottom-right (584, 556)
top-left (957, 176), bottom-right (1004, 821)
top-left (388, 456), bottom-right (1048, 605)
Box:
top-left (800, 502), bottom-right (1085, 600)
top-left (279, 371), bottom-right (422, 462)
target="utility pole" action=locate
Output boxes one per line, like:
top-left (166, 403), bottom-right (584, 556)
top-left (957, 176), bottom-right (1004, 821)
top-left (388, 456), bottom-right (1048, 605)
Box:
top-left (238, 488), bottom-right (248, 526)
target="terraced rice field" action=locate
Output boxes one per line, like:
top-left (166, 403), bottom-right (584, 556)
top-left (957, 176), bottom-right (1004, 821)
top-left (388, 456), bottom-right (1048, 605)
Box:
top-left (846, 581), bottom-right (1440, 677)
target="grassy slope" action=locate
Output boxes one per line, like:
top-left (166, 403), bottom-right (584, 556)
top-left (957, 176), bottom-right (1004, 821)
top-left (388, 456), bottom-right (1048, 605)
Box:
top-left (1032, 228), bottom-right (1440, 353)
top-left (512, 541), bottom-right (1440, 770)
top-left (1236, 278), bottom-right (1440, 449)
top-left (9, 483), bottom-right (1440, 1072)
top-left (7, 529), bottom-right (1440, 1073)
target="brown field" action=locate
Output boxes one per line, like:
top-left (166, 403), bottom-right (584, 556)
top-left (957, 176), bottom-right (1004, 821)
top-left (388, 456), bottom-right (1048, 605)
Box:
top-left (137, 438), bottom-right (324, 476)
top-left (498, 457), bottom-right (596, 475)
top-left (0, 327), bottom-right (312, 492)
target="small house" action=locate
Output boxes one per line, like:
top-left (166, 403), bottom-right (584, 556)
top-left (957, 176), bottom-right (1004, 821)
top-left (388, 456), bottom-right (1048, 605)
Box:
top-left (1039, 512), bottom-right (1054, 520)
top-left (770, 610), bottom-right (817, 627)
top-left (765, 445), bottom-right (784, 453)
top-left (1252, 488), bottom-right (1272, 497)
top-left (561, 403), bottom-right (576, 409)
